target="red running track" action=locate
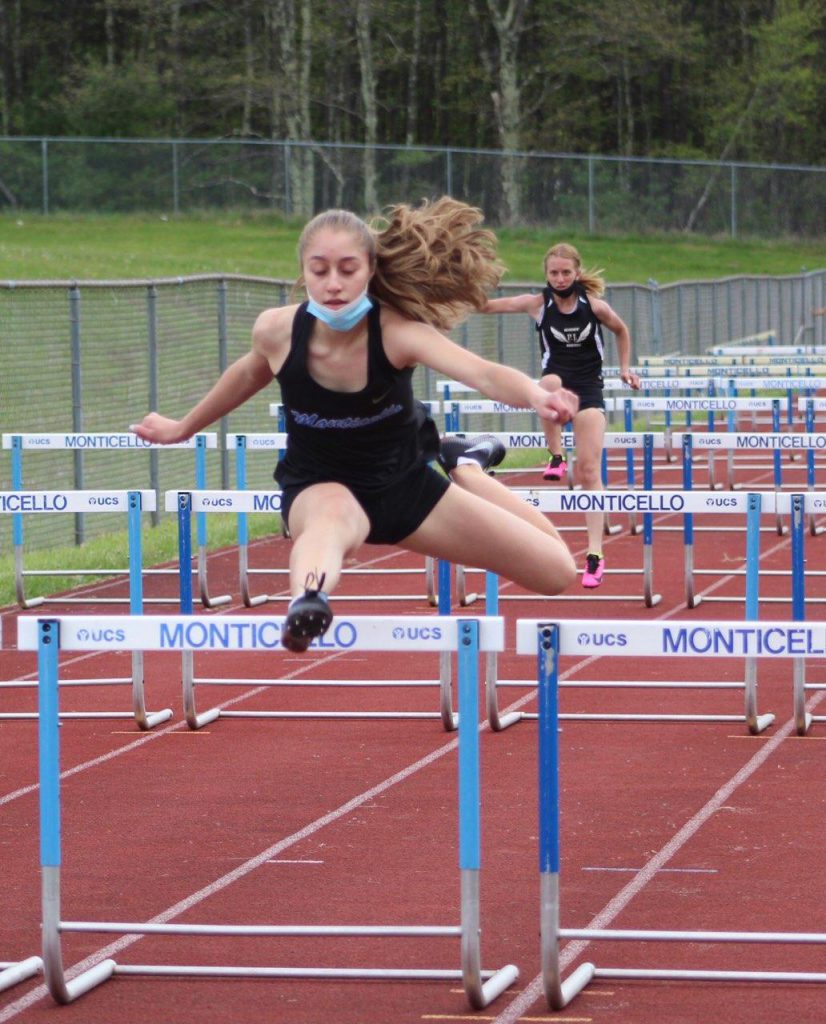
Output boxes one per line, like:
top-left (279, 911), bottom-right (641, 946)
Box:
top-left (1, 458), bottom-right (826, 1024)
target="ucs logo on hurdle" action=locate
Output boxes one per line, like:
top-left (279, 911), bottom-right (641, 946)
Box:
top-left (576, 631), bottom-right (629, 648)
top-left (392, 625), bottom-right (443, 641)
top-left (76, 627), bottom-right (127, 643)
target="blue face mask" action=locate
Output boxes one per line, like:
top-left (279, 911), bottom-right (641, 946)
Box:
top-left (306, 290), bottom-right (373, 332)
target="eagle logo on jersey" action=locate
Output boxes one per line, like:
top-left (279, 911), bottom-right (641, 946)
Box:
top-left (551, 322), bottom-right (592, 347)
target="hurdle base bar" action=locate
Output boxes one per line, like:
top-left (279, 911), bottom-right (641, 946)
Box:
top-left (0, 651), bottom-right (172, 730)
top-left (485, 662), bottom-right (769, 732)
top-left (0, 956), bottom-right (43, 993)
top-left (182, 648), bottom-right (458, 732)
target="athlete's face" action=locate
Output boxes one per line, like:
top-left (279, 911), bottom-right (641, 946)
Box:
top-left (545, 255), bottom-right (579, 291)
top-left (302, 228), bottom-right (373, 309)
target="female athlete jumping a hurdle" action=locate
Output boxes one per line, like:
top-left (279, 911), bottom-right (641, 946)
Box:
top-left (130, 198), bottom-right (578, 650)
top-left (483, 243), bottom-right (641, 589)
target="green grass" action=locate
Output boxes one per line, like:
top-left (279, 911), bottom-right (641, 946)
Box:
top-left (0, 211), bottom-right (823, 283)
top-left (0, 513), bottom-right (278, 609)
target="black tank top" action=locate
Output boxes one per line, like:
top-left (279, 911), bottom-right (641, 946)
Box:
top-left (274, 300), bottom-right (424, 492)
top-left (536, 285), bottom-right (605, 387)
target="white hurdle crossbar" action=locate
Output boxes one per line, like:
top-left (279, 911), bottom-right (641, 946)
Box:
top-left (169, 491), bottom-right (455, 730)
top-left (23, 613), bottom-right (516, 1010)
top-left (227, 434), bottom-right (436, 607)
top-left (521, 618), bottom-right (826, 1009)
top-left (485, 491), bottom-right (775, 734)
top-left (0, 490), bottom-right (172, 729)
top-left (2, 432), bottom-right (230, 609)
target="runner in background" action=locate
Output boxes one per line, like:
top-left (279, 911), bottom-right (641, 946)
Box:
top-left (483, 242), bottom-right (641, 588)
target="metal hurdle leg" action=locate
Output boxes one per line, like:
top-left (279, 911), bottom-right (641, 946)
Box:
top-left (790, 494), bottom-right (816, 735)
top-left (33, 613), bottom-right (516, 1008)
top-left (531, 619), bottom-right (826, 1009)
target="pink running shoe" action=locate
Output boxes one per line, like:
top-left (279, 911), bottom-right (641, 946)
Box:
top-left (582, 553), bottom-right (604, 589)
top-left (542, 453), bottom-right (567, 482)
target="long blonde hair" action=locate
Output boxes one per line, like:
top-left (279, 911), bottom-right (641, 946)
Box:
top-left (295, 197), bottom-right (504, 331)
top-left (371, 197), bottom-right (504, 330)
top-left (544, 242), bottom-right (605, 298)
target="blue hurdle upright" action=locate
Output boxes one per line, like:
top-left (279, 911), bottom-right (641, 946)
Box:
top-left (170, 490), bottom-right (458, 731)
top-left (23, 612), bottom-right (516, 1010)
top-left (0, 490), bottom-right (172, 729)
top-left (782, 492), bottom-right (826, 734)
top-left (520, 617), bottom-right (826, 1010)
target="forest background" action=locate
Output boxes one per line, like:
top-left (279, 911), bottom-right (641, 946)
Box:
top-left (1, 0), bottom-right (823, 184)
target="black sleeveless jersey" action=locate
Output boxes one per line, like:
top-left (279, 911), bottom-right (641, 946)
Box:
top-left (536, 285), bottom-right (605, 387)
top-left (274, 300), bottom-right (425, 493)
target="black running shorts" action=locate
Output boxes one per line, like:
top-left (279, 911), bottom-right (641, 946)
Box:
top-left (279, 460), bottom-right (451, 546)
top-left (542, 373), bottom-right (605, 414)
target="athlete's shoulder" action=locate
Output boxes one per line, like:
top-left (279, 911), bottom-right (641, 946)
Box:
top-left (252, 303), bottom-right (301, 357)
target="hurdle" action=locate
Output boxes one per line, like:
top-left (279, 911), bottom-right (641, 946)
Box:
top-left (2, 432), bottom-right (230, 609)
top-left (484, 490), bottom-right (775, 734)
top-left (619, 395), bottom-right (785, 474)
top-left (227, 433), bottom-right (436, 607)
top-left (676, 430), bottom-right (824, 532)
top-left (714, 372), bottom-right (826, 435)
top-left (169, 491), bottom-right (458, 731)
top-left (0, 490), bottom-right (172, 730)
top-left (444, 430), bottom-right (663, 554)
top-left (520, 618), bottom-right (826, 1009)
top-left (22, 612), bottom-right (518, 1010)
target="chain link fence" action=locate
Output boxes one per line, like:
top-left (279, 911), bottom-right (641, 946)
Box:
top-left (2, 269), bottom-right (825, 554)
top-left (1, 136), bottom-right (826, 237)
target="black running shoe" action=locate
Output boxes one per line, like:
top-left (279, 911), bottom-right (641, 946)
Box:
top-left (438, 434), bottom-right (506, 474)
top-left (281, 572), bottom-right (333, 652)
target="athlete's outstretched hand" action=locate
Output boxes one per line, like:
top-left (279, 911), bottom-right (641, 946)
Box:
top-left (129, 413), bottom-right (189, 445)
top-left (621, 369), bottom-right (642, 390)
top-left (535, 379), bottom-right (579, 425)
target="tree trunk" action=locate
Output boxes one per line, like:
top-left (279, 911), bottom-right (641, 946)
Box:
top-left (270, 0), bottom-right (314, 218)
top-left (241, 4), bottom-right (254, 137)
top-left (355, 0), bottom-right (378, 214)
top-left (484, 0), bottom-right (529, 224)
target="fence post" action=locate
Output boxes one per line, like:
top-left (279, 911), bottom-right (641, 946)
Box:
top-left (147, 283), bottom-right (160, 526)
top-left (647, 280), bottom-right (661, 356)
top-left (69, 284), bottom-right (84, 544)
top-left (730, 163), bottom-right (738, 239)
top-left (41, 139), bottom-right (49, 215)
top-left (217, 279), bottom-right (229, 489)
top-left (171, 142), bottom-right (180, 214)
